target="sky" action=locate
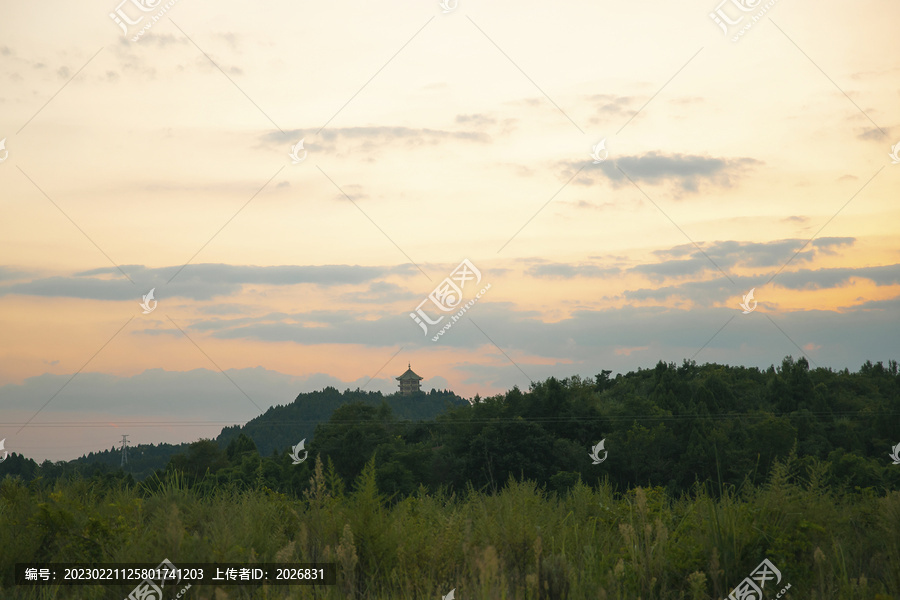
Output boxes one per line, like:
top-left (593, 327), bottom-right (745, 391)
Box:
top-left (1, 0), bottom-right (898, 462)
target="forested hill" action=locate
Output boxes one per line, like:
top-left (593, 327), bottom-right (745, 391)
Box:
top-left (214, 386), bottom-right (468, 456)
top-left (4, 358), bottom-right (899, 496)
top-left (288, 356), bottom-right (900, 499)
top-left (70, 442), bottom-right (187, 481)
top-left (3, 358), bottom-right (899, 599)
top-left (33, 386), bottom-right (467, 480)
top-left (138, 356), bottom-right (900, 499)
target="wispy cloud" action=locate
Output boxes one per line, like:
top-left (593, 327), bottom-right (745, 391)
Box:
top-left (0, 264), bottom-right (418, 301)
top-left (563, 152), bottom-right (762, 193)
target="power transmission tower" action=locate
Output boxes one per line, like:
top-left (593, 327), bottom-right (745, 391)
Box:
top-left (120, 435), bottom-right (129, 468)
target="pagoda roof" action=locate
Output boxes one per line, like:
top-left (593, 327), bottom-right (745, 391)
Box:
top-left (396, 364), bottom-right (423, 381)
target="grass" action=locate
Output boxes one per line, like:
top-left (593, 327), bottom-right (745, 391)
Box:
top-left (1, 455), bottom-right (898, 599)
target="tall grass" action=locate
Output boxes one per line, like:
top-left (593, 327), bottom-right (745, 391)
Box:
top-left (1, 455), bottom-right (897, 599)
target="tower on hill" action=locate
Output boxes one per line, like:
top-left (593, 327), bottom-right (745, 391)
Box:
top-left (396, 363), bottom-right (423, 395)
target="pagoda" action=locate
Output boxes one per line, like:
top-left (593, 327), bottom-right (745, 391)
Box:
top-left (396, 363), bottom-right (423, 395)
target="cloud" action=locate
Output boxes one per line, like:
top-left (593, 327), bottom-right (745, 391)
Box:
top-left (11, 280), bottom-right (893, 425)
top-left (455, 113), bottom-right (497, 127)
top-left (564, 152), bottom-right (762, 193)
top-left (0, 263), bottom-right (418, 301)
top-left (165, 257), bottom-right (900, 353)
top-left (846, 296), bottom-right (900, 311)
top-left (262, 125), bottom-right (491, 153)
top-left (103, 283), bottom-right (899, 402)
top-left (526, 263), bottom-right (621, 279)
top-left (856, 126), bottom-right (892, 141)
top-left (0, 267), bottom-right (28, 282)
top-left (196, 302), bottom-right (257, 316)
top-left (812, 237), bottom-right (854, 255)
top-left (217, 32), bottom-right (241, 51)
top-left (633, 238), bottom-right (857, 282)
top-left (116, 33), bottom-right (185, 49)
top-left (585, 94), bottom-right (636, 124)
top-left (623, 279), bottom-right (741, 303)
top-left (629, 258), bottom-right (713, 282)
top-left (339, 281), bottom-right (419, 304)
top-left (180, 309), bottom-right (411, 346)
top-left (514, 240), bottom-right (892, 306)
top-left (622, 262), bottom-right (900, 306)
top-left (771, 263), bottom-right (900, 290)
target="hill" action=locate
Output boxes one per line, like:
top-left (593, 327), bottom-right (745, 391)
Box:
top-left (3, 358), bottom-right (900, 598)
top-left (214, 386), bottom-right (467, 457)
top-left (33, 386), bottom-right (467, 480)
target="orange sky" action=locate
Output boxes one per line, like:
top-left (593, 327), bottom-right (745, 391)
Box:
top-left (1, 0), bottom-right (898, 461)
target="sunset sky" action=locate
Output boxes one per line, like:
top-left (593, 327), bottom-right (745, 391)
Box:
top-left (1, 0), bottom-right (898, 462)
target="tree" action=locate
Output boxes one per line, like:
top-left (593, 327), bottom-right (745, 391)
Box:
top-left (226, 433), bottom-right (258, 462)
top-left (167, 438), bottom-right (228, 479)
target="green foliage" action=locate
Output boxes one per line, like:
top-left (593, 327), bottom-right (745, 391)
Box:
top-left (3, 357), bottom-right (900, 598)
top-left (218, 386), bottom-right (468, 458)
top-left (2, 464), bottom-right (899, 599)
